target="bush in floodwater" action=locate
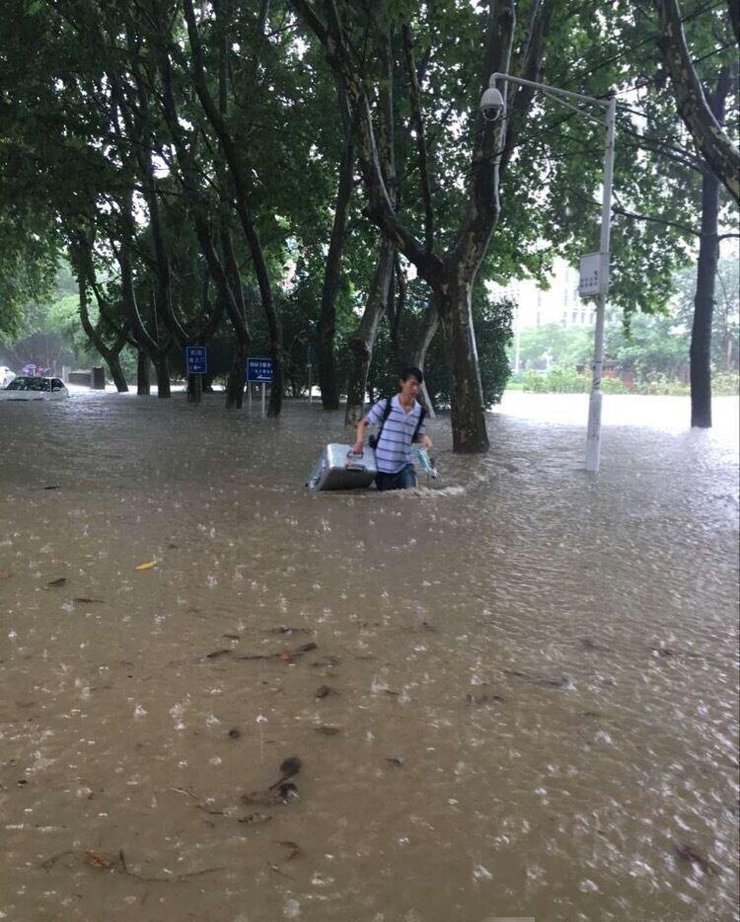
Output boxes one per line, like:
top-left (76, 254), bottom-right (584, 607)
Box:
top-left (711, 372), bottom-right (739, 396)
top-left (523, 367), bottom-right (589, 393)
top-left (600, 376), bottom-right (629, 394)
top-left (634, 373), bottom-right (690, 396)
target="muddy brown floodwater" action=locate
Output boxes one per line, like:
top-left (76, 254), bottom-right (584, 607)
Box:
top-left (1, 391), bottom-right (738, 922)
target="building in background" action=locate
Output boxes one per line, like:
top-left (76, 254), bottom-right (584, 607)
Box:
top-left (490, 259), bottom-right (594, 372)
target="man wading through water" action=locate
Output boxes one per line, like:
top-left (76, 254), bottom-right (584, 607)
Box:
top-left (352, 367), bottom-right (433, 491)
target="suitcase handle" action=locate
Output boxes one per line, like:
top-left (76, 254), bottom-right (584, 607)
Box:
top-left (345, 450), bottom-right (367, 472)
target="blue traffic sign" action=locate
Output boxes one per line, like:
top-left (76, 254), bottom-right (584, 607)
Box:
top-left (186, 346), bottom-right (207, 374)
top-left (246, 357), bottom-right (273, 382)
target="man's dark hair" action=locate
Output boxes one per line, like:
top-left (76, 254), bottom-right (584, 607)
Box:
top-left (400, 366), bottom-right (424, 384)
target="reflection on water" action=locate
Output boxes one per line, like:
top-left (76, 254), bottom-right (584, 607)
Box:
top-left (1, 392), bottom-right (738, 922)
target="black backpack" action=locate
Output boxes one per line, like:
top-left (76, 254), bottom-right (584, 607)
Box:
top-left (368, 396), bottom-right (426, 449)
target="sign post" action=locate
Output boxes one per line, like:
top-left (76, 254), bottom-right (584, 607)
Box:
top-left (186, 346), bottom-right (207, 374)
top-left (185, 346), bottom-right (207, 404)
top-left (246, 357), bottom-right (274, 415)
top-left (578, 253), bottom-right (604, 298)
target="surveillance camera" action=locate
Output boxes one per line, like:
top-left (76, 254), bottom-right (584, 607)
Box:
top-left (479, 86), bottom-right (505, 123)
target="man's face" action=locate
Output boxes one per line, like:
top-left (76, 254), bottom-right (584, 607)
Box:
top-left (400, 375), bottom-right (421, 400)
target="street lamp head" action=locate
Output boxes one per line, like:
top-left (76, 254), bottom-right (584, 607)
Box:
top-left (479, 86), bottom-right (505, 122)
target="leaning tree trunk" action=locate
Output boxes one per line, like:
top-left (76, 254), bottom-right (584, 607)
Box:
top-left (655, 0), bottom-right (740, 204)
top-left (106, 354), bottom-right (129, 393)
top-left (689, 68), bottom-right (731, 428)
top-left (690, 168), bottom-right (720, 427)
top-left (156, 25), bottom-right (246, 409)
top-left (184, 0), bottom-right (282, 416)
top-left (75, 263), bottom-right (130, 393)
top-left (344, 237), bottom-right (395, 427)
top-left (292, 0), bottom-right (521, 452)
top-left (408, 293), bottom-right (439, 371)
top-left (408, 294), bottom-right (440, 414)
top-left (318, 123), bottom-right (354, 410)
top-left (118, 226), bottom-right (171, 398)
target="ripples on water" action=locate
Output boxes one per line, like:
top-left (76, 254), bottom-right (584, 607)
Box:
top-left (0, 391), bottom-right (738, 922)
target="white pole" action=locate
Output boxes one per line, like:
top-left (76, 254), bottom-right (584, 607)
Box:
top-left (261, 382), bottom-right (266, 416)
top-left (488, 74), bottom-right (618, 470)
top-left (585, 95), bottom-right (617, 473)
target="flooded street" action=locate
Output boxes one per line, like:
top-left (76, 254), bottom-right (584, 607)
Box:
top-left (1, 391), bottom-right (738, 922)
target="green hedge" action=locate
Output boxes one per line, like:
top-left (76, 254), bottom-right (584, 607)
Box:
top-left (521, 367), bottom-right (739, 396)
top-left (712, 372), bottom-right (740, 396)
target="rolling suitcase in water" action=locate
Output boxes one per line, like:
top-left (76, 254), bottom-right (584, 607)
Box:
top-left (306, 443), bottom-right (377, 491)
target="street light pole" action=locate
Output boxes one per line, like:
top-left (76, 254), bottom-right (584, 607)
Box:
top-left (585, 94), bottom-right (617, 473)
top-left (484, 74), bottom-right (617, 472)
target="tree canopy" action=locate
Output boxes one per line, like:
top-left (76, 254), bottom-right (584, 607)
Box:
top-left (1, 0), bottom-right (737, 446)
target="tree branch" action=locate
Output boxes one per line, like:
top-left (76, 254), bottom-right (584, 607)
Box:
top-left (654, 0), bottom-right (740, 203)
top-left (612, 203), bottom-right (699, 237)
top-left (401, 22), bottom-right (435, 252)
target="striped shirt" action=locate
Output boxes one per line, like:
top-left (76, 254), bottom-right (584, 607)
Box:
top-left (365, 396), bottom-right (426, 474)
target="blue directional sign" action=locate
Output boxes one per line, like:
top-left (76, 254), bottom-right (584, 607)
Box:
top-left (186, 346), bottom-right (207, 374)
top-left (246, 357), bottom-right (273, 382)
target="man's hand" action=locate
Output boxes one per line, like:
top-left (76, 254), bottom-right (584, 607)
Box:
top-left (418, 434), bottom-right (432, 449)
top-left (353, 419), bottom-right (368, 455)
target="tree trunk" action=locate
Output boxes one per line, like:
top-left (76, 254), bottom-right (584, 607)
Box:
top-left (156, 25), bottom-right (244, 410)
top-left (689, 68), bottom-right (731, 428)
top-left (187, 373), bottom-right (203, 404)
top-left (225, 340), bottom-right (249, 409)
top-left (318, 125), bottom-right (354, 410)
top-left (221, 223), bottom-right (251, 410)
top-left (117, 213), bottom-right (171, 399)
top-left (107, 354), bottom-right (129, 393)
top-left (137, 351), bottom-right (151, 395)
top-left (690, 169), bottom-right (719, 427)
top-left (408, 294), bottom-right (439, 374)
top-left (408, 294), bottom-right (439, 413)
top-left (438, 273), bottom-right (489, 452)
top-left (344, 236), bottom-right (395, 427)
top-left (655, 0), bottom-right (740, 204)
top-left (293, 0), bottom-right (518, 453)
top-left (74, 264), bottom-right (130, 394)
top-left (183, 0), bottom-right (283, 417)
top-left (152, 353), bottom-right (171, 397)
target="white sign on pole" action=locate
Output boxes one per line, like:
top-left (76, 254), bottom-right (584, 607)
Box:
top-left (578, 252), bottom-right (606, 298)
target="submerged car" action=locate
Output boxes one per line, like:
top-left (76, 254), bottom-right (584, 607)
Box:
top-left (0, 375), bottom-right (69, 401)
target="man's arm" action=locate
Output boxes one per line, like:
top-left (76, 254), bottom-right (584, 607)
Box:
top-left (413, 414), bottom-right (432, 449)
top-left (352, 418), bottom-right (368, 455)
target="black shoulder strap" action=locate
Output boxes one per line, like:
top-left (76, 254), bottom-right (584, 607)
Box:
top-left (413, 406), bottom-right (426, 441)
top-left (375, 396), bottom-right (393, 444)
top-left (376, 398), bottom-right (425, 444)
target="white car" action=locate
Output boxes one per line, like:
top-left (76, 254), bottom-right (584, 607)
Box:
top-left (0, 375), bottom-right (69, 401)
top-left (0, 366), bottom-right (15, 388)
